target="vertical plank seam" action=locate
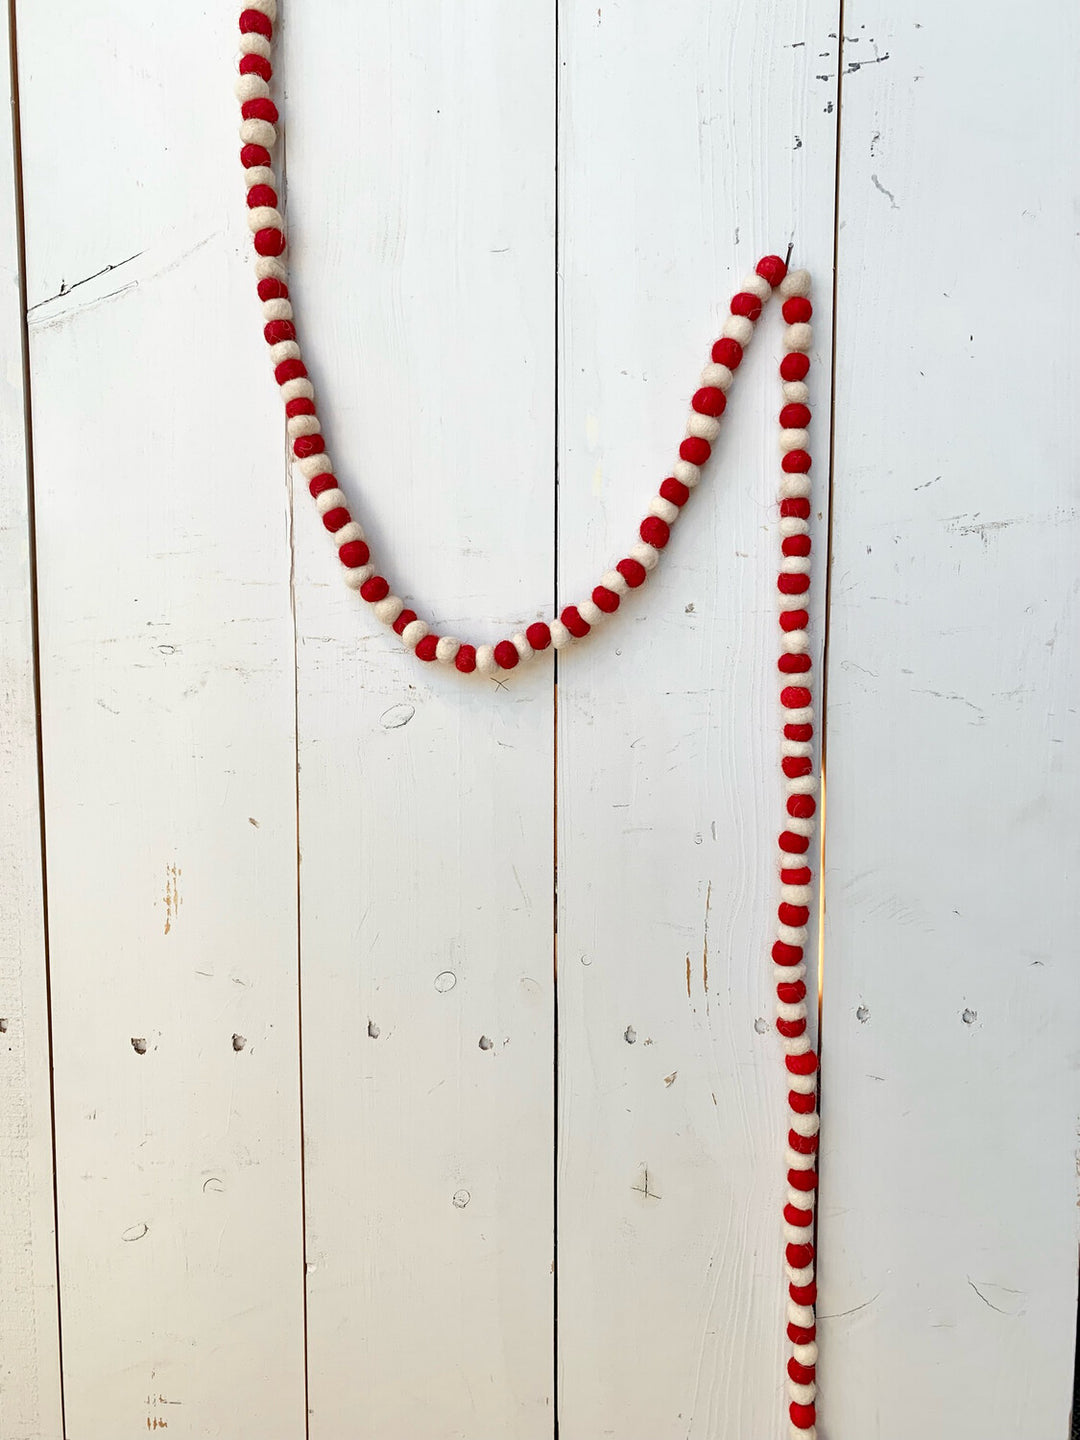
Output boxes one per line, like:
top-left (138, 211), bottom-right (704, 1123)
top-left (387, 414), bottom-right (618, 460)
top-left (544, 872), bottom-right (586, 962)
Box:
top-left (552, 3), bottom-right (562, 1437)
top-left (7, 0), bottom-right (67, 1432)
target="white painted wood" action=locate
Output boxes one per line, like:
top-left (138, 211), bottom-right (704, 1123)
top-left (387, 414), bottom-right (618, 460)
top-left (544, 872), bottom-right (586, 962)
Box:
top-left (281, 4), bottom-right (556, 1437)
top-left (818, 3), bottom-right (1080, 1436)
top-left (16, 4), bottom-right (307, 1436)
top-left (0, 10), bottom-right (63, 1435)
top-left (555, 4), bottom-right (838, 1436)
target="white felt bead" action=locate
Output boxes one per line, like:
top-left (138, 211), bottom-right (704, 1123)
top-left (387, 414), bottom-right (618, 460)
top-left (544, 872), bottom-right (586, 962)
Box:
top-left (255, 256), bottom-right (287, 283)
top-left (246, 0), bottom-right (277, 17)
top-left (786, 1147), bottom-right (815, 1171)
top-left (245, 165), bottom-right (277, 190)
top-left (783, 630), bottom-right (811, 654)
top-left (787, 1263), bottom-right (814, 1286)
top-left (649, 496), bottom-right (679, 524)
top-left (401, 620), bottom-right (428, 650)
top-left (783, 380), bottom-right (810, 404)
top-left (287, 414), bottom-right (321, 438)
top-left (780, 740), bottom-right (813, 760)
top-left (280, 378), bottom-right (314, 402)
top-left (602, 569), bottom-right (630, 597)
top-left (240, 118), bottom-right (277, 148)
top-left (248, 206), bottom-right (284, 234)
top-left (475, 644), bottom-right (497, 676)
top-left (630, 542), bottom-right (660, 572)
top-left (780, 428), bottom-right (810, 453)
top-left (784, 1033), bottom-right (813, 1057)
top-left (793, 1342), bottom-right (818, 1366)
top-left (791, 1113), bottom-right (820, 1137)
top-left (372, 595), bottom-right (405, 626)
top-left (687, 412), bottom-right (720, 442)
top-left (343, 564), bottom-right (374, 590)
top-left (784, 1222), bottom-right (813, 1244)
top-left (263, 298), bottom-right (293, 321)
top-left (268, 339), bottom-right (300, 364)
top-left (786, 814), bottom-right (815, 836)
top-left (787, 1301), bottom-right (815, 1329)
top-left (332, 521), bottom-right (363, 546)
top-left (721, 315), bottom-right (754, 345)
top-left (780, 268), bottom-right (812, 299)
top-left (239, 33), bottom-right (272, 58)
top-left (578, 599), bottom-right (604, 627)
top-left (672, 459), bottom-right (701, 488)
top-left (511, 632), bottom-right (534, 663)
top-left (549, 619), bottom-right (573, 649)
top-left (700, 362), bottom-right (734, 391)
top-left (779, 517), bottom-right (810, 537)
top-left (781, 556), bottom-right (812, 574)
top-left (740, 273), bottom-right (772, 300)
top-left (777, 924), bottom-right (808, 946)
top-left (235, 74), bottom-right (270, 102)
top-left (788, 1380), bottom-right (816, 1405)
top-left (790, 1425), bottom-right (816, 1440)
top-left (298, 454), bottom-right (333, 479)
top-left (785, 323), bottom-right (813, 352)
top-left (314, 488), bottom-right (347, 515)
top-left (788, 776), bottom-right (819, 795)
top-left (781, 884), bottom-right (812, 905)
top-left (779, 474), bottom-right (812, 499)
top-left (787, 1185), bottom-right (816, 1210)
top-left (435, 636), bottom-right (461, 663)
top-left (777, 1001), bottom-right (807, 1023)
top-left (788, 1072), bottom-right (817, 1095)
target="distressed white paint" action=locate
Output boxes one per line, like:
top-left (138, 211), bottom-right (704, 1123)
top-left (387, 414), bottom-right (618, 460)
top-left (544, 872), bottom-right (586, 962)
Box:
top-left (817, 4), bottom-right (1080, 1437)
top-left (555, 5), bottom-right (837, 1436)
top-left (0, 10), bottom-right (63, 1437)
top-left (15, 3), bottom-right (306, 1436)
top-left (4, 1), bottom-right (1079, 1437)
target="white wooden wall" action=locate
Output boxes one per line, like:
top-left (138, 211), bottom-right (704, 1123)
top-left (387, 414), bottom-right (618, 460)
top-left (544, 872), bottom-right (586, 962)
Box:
top-left (2, 3), bottom-right (1077, 1439)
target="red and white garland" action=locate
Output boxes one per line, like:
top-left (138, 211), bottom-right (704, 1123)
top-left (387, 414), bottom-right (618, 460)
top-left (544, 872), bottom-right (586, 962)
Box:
top-left (234, 3), bottom-right (821, 1434)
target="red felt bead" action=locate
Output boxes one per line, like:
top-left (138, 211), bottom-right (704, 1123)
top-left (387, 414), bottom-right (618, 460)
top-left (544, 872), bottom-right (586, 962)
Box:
top-left (779, 653), bottom-right (812, 673)
top-left (494, 640), bottom-right (519, 670)
top-left (263, 318), bottom-right (294, 345)
top-left (293, 434), bottom-right (325, 459)
top-left (308, 474), bottom-right (337, 497)
top-left (782, 450), bottom-right (812, 474)
top-left (322, 507), bottom-right (350, 533)
top-left (242, 98), bottom-right (279, 124)
top-left (338, 540), bottom-right (370, 569)
top-left (788, 1322), bottom-right (817, 1346)
top-left (784, 1201), bottom-right (813, 1228)
top-left (789, 1129), bottom-right (818, 1155)
top-left (782, 866), bottom-right (813, 887)
top-left (779, 831), bottom-right (809, 854)
top-left (781, 498), bottom-right (811, 520)
top-left (773, 941), bottom-right (804, 966)
top-left (788, 795), bottom-right (817, 819)
top-left (285, 397), bottom-right (314, 418)
top-left (239, 10), bottom-right (272, 38)
top-left (786, 1051), bottom-right (818, 1076)
top-left (788, 1168), bottom-right (818, 1193)
top-left (247, 184), bottom-right (278, 209)
top-left (257, 277), bottom-right (289, 301)
top-left (239, 53), bottom-right (272, 81)
top-left (783, 535), bottom-right (811, 557)
top-left (779, 608), bottom-right (809, 631)
top-left (788, 1357), bottom-right (816, 1386)
top-left (526, 622), bottom-right (552, 650)
top-left (274, 358), bottom-right (306, 385)
top-left (730, 291), bottom-right (762, 321)
top-left (788, 1090), bottom-right (816, 1116)
top-left (659, 477), bottom-right (689, 507)
top-left (787, 1242), bottom-right (815, 1268)
top-left (393, 610), bottom-right (418, 636)
top-left (779, 903), bottom-right (810, 927)
top-left (455, 644), bottom-right (477, 673)
top-left (783, 756), bottom-right (813, 777)
top-left (782, 686), bottom-right (812, 709)
top-left (780, 403), bottom-right (812, 429)
top-left (777, 1018), bottom-right (807, 1038)
top-left (790, 1402), bottom-right (816, 1429)
top-left (756, 254), bottom-right (788, 286)
top-left (415, 634), bottom-right (439, 662)
top-left (592, 585), bottom-right (620, 614)
top-left (777, 980), bottom-right (807, 1004)
top-left (360, 576), bottom-right (389, 603)
top-left (790, 1281), bottom-right (817, 1306)
top-left (679, 436), bottom-right (711, 466)
top-left (639, 515), bottom-right (670, 548)
top-left (241, 143), bottom-right (272, 169)
top-left (711, 337), bottom-right (743, 369)
top-left (561, 605), bottom-right (590, 639)
top-left (780, 352), bottom-right (810, 381)
top-left (616, 558), bottom-right (647, 588)
top-left (782, 297), bottom-right (813, 324)
top-left (692, 386), bottom-right (726, 417)
top-left (785, 723), bottom-right (814, 742)
top-left (778, 574), bottom-right (810, 595)
top-left (255, 228), bottom-right (287, 257)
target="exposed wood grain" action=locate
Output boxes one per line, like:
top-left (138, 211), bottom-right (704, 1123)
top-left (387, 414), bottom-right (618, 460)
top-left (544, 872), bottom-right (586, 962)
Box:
top-left (281, 5), bottom-right (557, 1436)
top-left (818, 3), bottom-right (1080, 1435)
top-left (555, 3), bottom-right (838, 1434)
top-left (15, 4), bottom-right (306, 1435)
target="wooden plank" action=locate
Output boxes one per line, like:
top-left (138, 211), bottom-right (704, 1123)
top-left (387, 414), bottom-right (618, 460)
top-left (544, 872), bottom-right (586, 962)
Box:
top-left (555, 4), bottom-right (839, 1435)
top-left (280, 4), bottom-right (556, 1436)
top-left (818, 3), bottom-right (1080, 1435)
top-left (0, 8), bottom-right (63, 1435)
top-left (16, 4), bottom-right (307, 1436)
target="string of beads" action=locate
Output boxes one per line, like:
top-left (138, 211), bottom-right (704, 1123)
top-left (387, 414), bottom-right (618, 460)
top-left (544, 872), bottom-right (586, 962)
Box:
top-left (234, 4), bottom-right (821, 1434)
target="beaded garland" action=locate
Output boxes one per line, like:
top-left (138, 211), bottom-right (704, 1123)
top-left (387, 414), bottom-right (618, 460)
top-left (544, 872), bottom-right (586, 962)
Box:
top-left (234, 3), bottom-right (822, 1435)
